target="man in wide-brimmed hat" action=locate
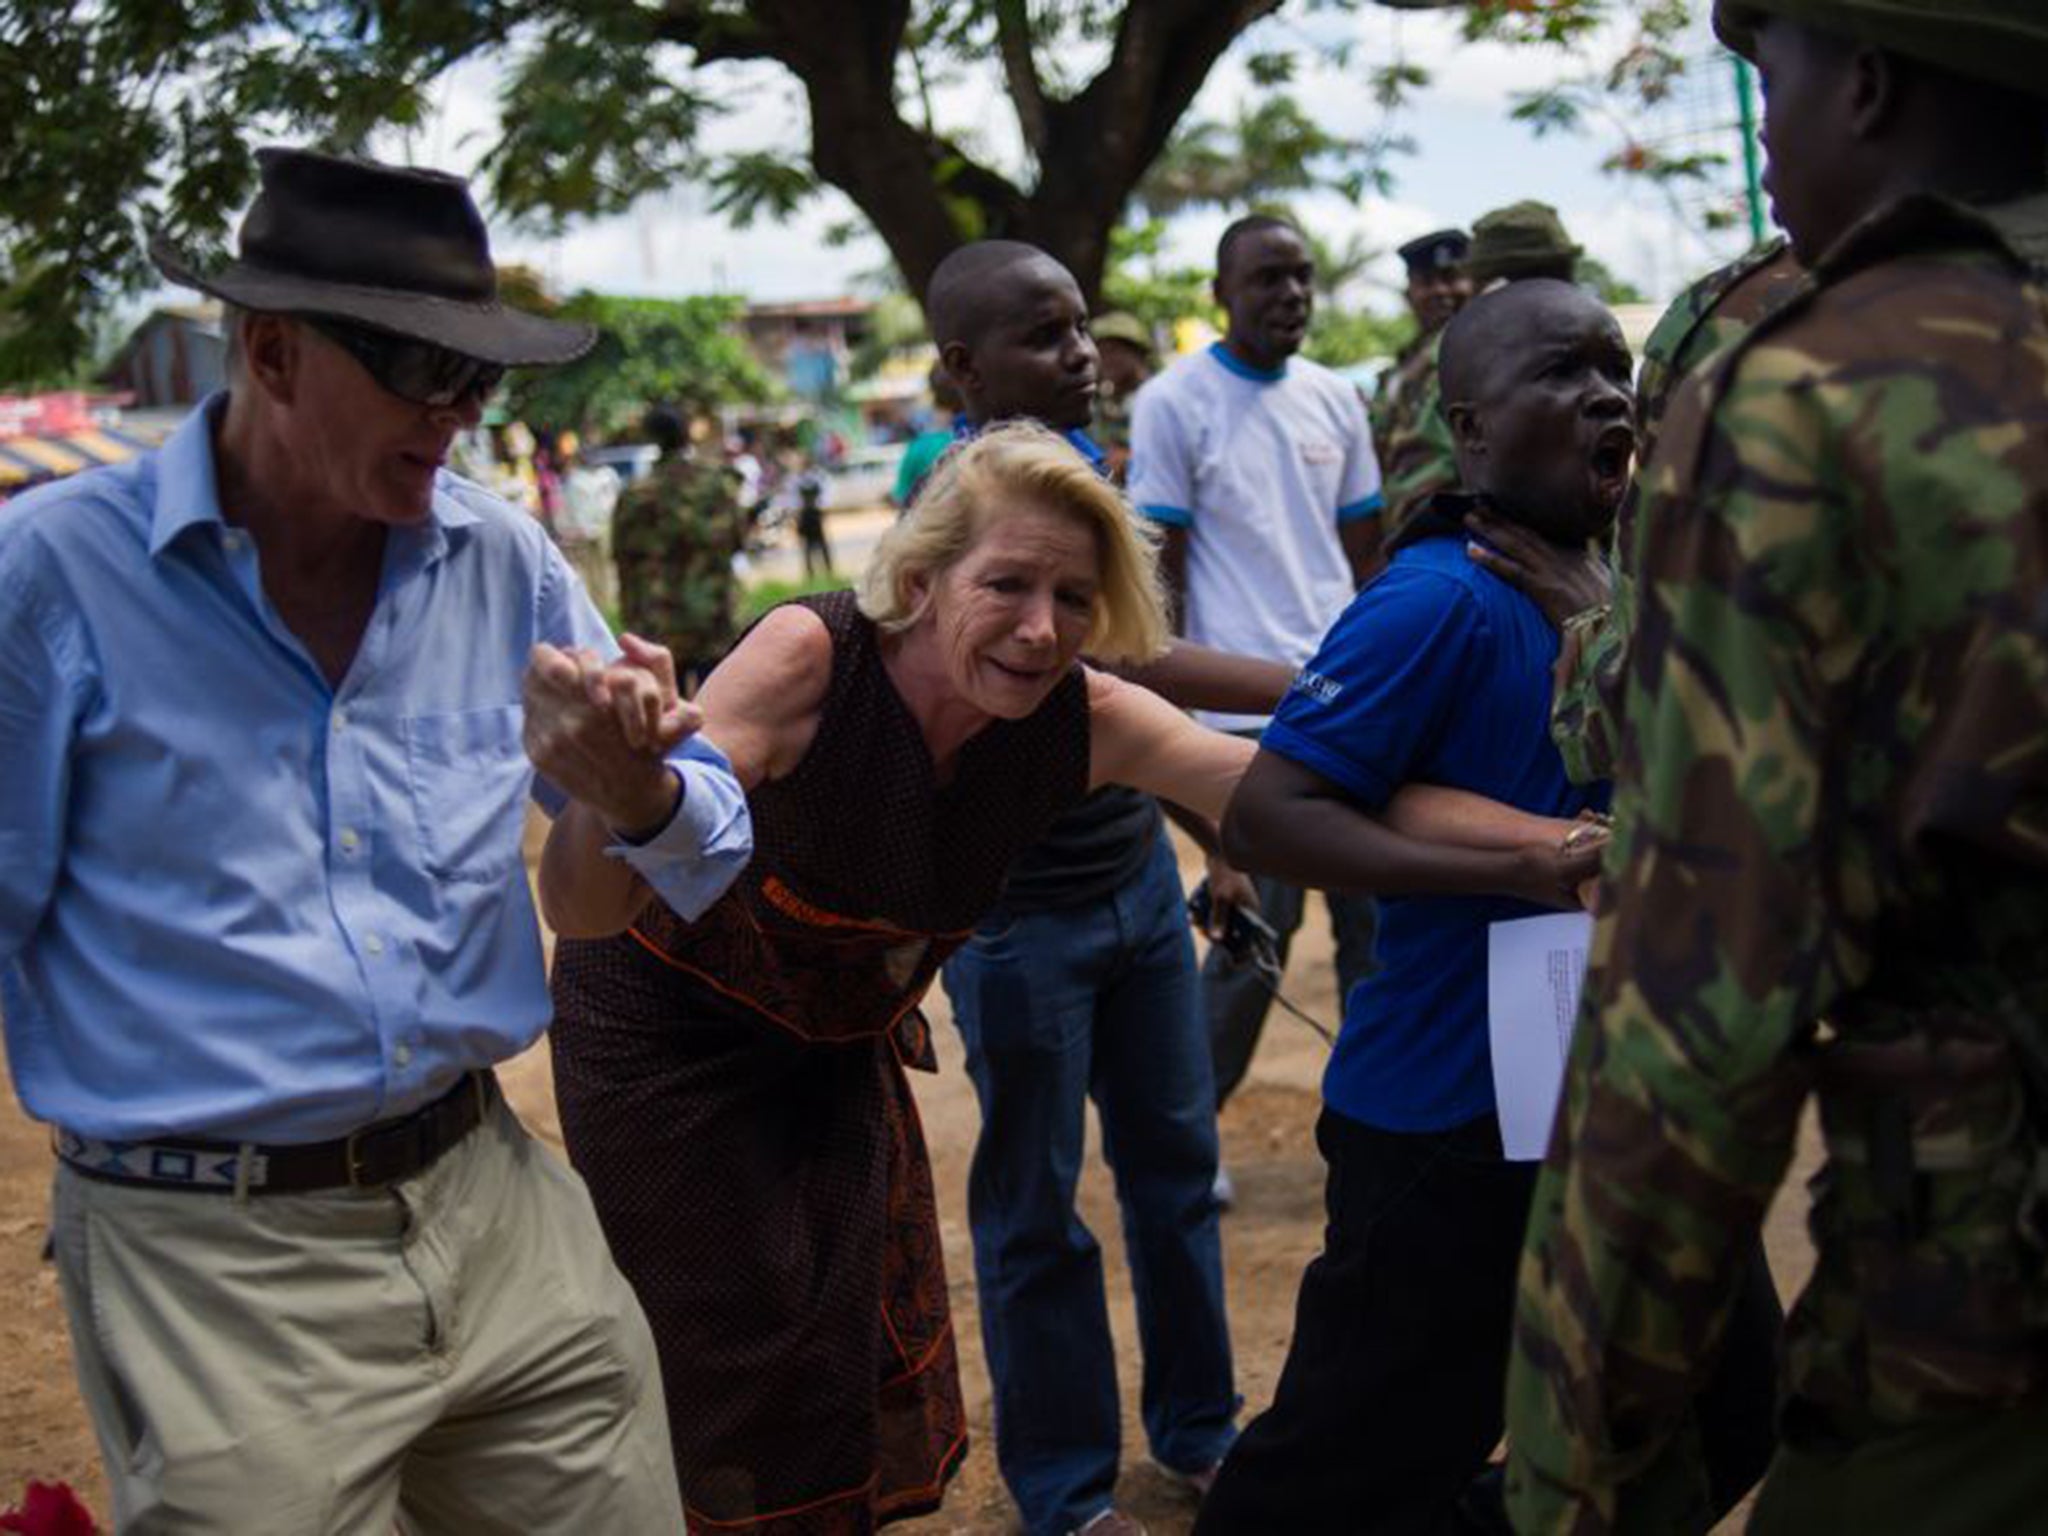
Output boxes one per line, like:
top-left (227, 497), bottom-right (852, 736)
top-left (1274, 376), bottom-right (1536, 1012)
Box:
top-left (0, 146), bottom-right (752, 1530)
top-left (1506, 5), bottom-right (2048, 1532)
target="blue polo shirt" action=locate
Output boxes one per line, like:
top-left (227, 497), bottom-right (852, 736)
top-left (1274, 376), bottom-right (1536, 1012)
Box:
top-left (1260, 531), bottom-right (1607, 1133)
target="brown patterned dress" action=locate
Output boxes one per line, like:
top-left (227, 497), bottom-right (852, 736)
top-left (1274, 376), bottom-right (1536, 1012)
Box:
top-left (550, 590), bottom-right (1092, 1534)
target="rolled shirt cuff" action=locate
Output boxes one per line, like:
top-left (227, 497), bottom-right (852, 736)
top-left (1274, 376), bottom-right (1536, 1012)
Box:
top-left (604, 734), bottom-right (754, 920)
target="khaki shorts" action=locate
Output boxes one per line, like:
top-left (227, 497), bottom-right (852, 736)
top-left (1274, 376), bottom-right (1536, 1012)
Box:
top-left (51, 1095), bottom-right (682, 1534)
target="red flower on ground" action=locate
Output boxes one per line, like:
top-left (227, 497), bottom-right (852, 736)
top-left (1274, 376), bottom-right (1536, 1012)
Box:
top-left (0, 1481), bottom-right (97, 1536)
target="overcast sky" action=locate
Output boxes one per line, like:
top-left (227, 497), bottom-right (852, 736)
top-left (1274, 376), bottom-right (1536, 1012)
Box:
top-left (359, 4), bottom-right (1758, 315)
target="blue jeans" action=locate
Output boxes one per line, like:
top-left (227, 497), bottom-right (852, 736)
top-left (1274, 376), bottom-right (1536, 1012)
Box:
top-left (942, 832), bottom-right (1238, 1536)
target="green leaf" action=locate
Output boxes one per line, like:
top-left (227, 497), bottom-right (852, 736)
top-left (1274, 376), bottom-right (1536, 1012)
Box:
top-left (1509, 86), bottom-right (1585, 137)
top-left (483, 10), bottom-right (719, 231)
top-left (707, 153), bottom-right (821, 228)
top-left (500, 290), bottom-right (780, 434)
top-left (1246, 50), bottom-right (1296, 86)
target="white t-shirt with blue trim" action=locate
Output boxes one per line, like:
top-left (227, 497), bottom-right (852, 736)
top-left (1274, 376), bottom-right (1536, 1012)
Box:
top-left (1129, 343), bottom-right (1383, 729)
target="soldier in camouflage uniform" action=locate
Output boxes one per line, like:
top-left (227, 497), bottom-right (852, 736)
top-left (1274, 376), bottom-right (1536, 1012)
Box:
top-left (1506, 4), bottom-right (2048, 1532)
top-left (1369, 229), bottom-right (1470, 527)
top-left (1369, 230), bottom-right (1471, 447)
top-left (1382, 205), bottom-right (1582, 540)
top-left (611, 405), bottom-right (750, 691)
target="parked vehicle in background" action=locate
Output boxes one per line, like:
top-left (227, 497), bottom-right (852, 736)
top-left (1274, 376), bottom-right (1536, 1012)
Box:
top-left (584, 442), bottom-right (661, 486)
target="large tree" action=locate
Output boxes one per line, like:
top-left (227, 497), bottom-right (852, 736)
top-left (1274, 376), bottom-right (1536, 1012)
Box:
top-left (2, 0), bottom-right (1686, 382)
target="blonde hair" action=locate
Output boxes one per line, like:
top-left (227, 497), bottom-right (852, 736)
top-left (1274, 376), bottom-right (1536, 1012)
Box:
top-left (858, 421), bottom-right (1169, 664)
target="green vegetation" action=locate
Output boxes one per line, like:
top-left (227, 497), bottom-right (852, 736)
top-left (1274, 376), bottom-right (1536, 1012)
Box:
top-left (3, 1), bottom-right (1709, 380)
top-left (1305, 308), bottom-right (1413, 370)
top-left (740, 572), bottom-right (854, 627)
top-left (503, 292), bottom-right (777, 437)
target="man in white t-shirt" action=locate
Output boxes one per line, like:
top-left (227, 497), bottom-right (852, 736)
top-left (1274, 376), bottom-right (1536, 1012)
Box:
top-left (1129, 213), bottom-right (1383, 1128)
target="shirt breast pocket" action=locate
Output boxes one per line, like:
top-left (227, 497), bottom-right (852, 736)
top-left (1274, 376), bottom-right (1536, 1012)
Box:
top-left (402, 706), bottom-right (531, 885)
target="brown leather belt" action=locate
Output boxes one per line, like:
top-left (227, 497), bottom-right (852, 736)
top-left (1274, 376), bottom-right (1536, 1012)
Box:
top-left (55, 1072), bottom-right (494, 1194)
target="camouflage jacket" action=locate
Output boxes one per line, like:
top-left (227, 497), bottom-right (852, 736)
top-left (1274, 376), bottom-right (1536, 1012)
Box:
top-left (1366, 327), bottom-right (1428, 446)
top-left (611, 455), bottom-right (749, 668)
top-left (1555, 193), bottom-right (2048, 784)
top-left (1549, 239), bottom-right (1804, 784)
top-left (1370, 328), bottom-right (1458, 542)
top-left (1507, 197), bottom-right (2048, 1534)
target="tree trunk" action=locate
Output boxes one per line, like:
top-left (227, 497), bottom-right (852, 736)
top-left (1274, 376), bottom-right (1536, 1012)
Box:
top-left (753, 0), bottom-right (1283, 314)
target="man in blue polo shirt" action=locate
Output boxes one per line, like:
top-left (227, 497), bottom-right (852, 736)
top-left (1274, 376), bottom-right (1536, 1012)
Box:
top-left (1193, 280), bottom-right (1628, 1534)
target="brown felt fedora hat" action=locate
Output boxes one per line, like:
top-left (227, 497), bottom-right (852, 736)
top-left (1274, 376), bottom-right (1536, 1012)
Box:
top-left (150, 146), bottom-right (595, 367)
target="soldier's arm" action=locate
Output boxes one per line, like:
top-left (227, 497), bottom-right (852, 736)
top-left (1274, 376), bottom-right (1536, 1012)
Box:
top-left (1547, 579), bottom-right (1630, 786)
top-left (1453, 502), bottom-right (1627, 785)
top-left (1380, 407), bottom-right (1459, 538)
top-left (1506, 373), bottom-right (1863, 1533)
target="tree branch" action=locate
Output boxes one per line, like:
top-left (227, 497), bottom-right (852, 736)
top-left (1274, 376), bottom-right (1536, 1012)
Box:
top-left (649, 0), bottom-right (784, 63)
top-left (712, 0), bottom-right (1023, 303)
top-left (1025, 0), bottom-right (1285, 299)
top-left (748, 0), bottom-right (913, 80)
top-left (1065, 0), bottom-right (1286, 190)
top-left (992, 0), bottom-right (1050, 162)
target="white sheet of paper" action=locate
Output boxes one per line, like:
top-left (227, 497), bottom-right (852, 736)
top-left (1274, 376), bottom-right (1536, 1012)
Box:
top-left (1486, 911), bottom-right (1595, 1161)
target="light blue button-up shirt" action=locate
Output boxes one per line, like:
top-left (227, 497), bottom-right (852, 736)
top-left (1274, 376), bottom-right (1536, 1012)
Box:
top-left (0, 397), bottom-right (752, 1142)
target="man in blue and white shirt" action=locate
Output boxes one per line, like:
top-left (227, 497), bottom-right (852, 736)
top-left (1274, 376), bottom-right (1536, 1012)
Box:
top-left (1129, 214), bottom-right (1384, 1125)
top-left (0, 148), bottom-right (750, 1531)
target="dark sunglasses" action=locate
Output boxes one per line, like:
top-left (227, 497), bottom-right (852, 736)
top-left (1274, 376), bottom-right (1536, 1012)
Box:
top-left (302, 316), bottom-right (506, 408)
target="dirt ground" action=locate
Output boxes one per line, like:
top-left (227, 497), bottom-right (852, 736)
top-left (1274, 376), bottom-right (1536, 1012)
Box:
top-left (0, 818), bottom-right (1822, 1531)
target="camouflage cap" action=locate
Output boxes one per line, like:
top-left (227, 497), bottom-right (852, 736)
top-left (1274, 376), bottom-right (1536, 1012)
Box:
top-left (1090, 310), bottom-right (1157, 359)
top-left (1714, 0), bottom-right (2048, 99)
top-left (1464, 201), bottom-right (1582, 284)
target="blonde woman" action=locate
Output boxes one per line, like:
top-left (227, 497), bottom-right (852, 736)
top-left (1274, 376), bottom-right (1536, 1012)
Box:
top-left (535, 423), bottom-right (1593, 1536)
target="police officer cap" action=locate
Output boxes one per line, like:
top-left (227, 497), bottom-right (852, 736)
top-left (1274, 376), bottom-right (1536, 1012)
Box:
top-left (1397, 229), bottom-right (1471, 275)
top-left (1464, 201), bottom-right (1583, 284)
top-left (1715, 0), bottom-right (2048, 99)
